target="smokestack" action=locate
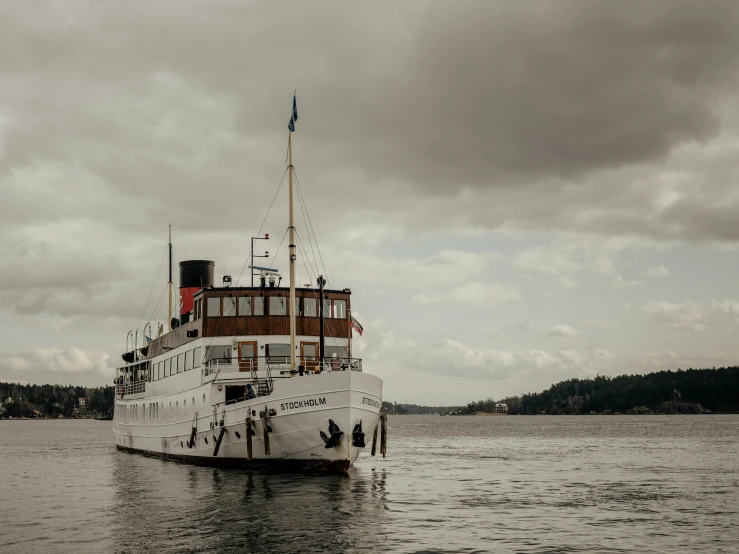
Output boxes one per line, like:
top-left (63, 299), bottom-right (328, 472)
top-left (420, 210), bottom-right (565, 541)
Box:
top-left (179, 260), bottom-right (215, 324)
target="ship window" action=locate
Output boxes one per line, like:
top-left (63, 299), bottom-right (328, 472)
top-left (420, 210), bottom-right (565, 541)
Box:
top-left (223, 296), bottom-right (237, 317)
top-left (177, 353), bottom-right (184, 373)
top-left (205, 345), bottom-right (231, 363)
top-left (325, 345), bottom-right (349, 359)
top-left (170, 356), bottom-right (176, 376)
top-left (184, 350), bottom-right (192, 371)
top-left (303, 298), bottom-right (317, 317)
top-left (254, 297), bottom-right (265, 315)
top-left (266, 343), bottom-right (290, 364)
top-left (334, 299), bottom-right (347, 319)
top-left (207, 297), bottom-right (221, 317)
top-left (239, 297), bottom-right (252, 316)
top-left (164, 358), bottom-right (170, 378)
top-left (269, 296), bottom-right (287, 316)
top-left (193, 347), bottom-right (202, 368)
top-left (195, 298), bottom-right (202, 320)
top-left (322, 299), bottom-right (332, 318)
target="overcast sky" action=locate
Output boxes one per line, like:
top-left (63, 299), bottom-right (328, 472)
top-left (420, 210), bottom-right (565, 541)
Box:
top-left (2, 0), bottom-right (739, 405)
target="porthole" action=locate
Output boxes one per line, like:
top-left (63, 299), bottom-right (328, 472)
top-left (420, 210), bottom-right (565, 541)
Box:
top-left (181, 441), bottom-right (184, 448)
top-left (235, 432), bottom-right (241, 439)
top-left (252, 410), bottom-right (256, 417)
top-left (204, 437), bottom-right (208, 444)
top-left (184, 399), bottom-right (187, 408)
top-left (203, 394), bottom-right (206, 403)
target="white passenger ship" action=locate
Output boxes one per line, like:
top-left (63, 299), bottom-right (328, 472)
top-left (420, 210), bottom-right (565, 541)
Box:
top-left (112, 96), bottom-right (385, 472)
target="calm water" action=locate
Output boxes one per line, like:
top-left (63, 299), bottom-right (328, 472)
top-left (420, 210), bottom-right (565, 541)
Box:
top-left (1, 415), bottom-right (738, 553)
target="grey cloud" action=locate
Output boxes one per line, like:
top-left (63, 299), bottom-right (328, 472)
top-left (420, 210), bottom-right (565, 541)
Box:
top-left (3, 1), bottom-right (739, 394)
top-left (2, 0), bottom-right (739, 250)
top-left (369, 1), bottom-right (739, 188)
top-left (546, 325), bottom-right (580, 338)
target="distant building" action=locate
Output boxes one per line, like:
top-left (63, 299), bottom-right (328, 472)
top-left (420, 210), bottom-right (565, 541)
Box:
top-left (495, 403), bottom-right (508, 413)
top-left (78, 398), bottom-right (86, 407)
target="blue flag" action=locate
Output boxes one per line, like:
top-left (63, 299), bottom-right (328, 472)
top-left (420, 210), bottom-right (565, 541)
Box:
top-left (288, 94), bottom-right (298, 132)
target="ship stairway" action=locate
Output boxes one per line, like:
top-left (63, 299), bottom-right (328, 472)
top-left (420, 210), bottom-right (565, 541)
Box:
top-left (254, 378), bottom-right (272, 397)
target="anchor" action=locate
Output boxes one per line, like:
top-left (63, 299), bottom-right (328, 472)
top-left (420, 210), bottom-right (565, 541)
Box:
top-left (212, 426), bottom-right (227, 456)
top-left (352, 419), bottom-right (365, 448)
top-left (187, 411), bottom-right (198, 448)
top-left (320, 419), bottom-right (344, 448)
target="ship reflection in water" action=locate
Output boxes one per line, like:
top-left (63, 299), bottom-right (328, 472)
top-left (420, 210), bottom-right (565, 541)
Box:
top-left (110, 452), bottom-right (388, 553)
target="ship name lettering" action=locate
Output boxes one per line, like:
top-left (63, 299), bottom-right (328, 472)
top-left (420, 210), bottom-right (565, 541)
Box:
top-left (362, 397), bottom-right (381, 409)
top-left (280, 398), bottom-right (327, 411)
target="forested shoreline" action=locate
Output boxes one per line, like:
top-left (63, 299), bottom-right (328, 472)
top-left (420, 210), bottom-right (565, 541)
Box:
top-left (384, 367), bottom-right (739, 415)
top-left (0, 382), bottom-right (114, 418)
top-left (2, 366), bottom-right (738, 419)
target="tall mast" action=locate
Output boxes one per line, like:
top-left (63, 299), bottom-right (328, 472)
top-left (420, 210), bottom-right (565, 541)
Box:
top-left (288, 132), bottom-right (297, 371)
top-left (168, 223), bottom-right (173, 332)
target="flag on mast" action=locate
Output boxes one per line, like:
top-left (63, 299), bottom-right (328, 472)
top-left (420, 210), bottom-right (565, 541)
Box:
top-left (350, 315), bottom-right (363, 336)
top-left (288, 94), bottom-right (298, 132)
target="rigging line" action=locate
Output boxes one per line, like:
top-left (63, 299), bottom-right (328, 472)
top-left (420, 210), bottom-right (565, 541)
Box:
top-left (146, 284), bottom-right (168, 332)
top-left (136, 244), bottom-right (168, 333)
top-left (293, 171), bottom-right (321, 282)
top-left (295, 230), bottom-right (340, 350)
top-left (293, 168), bottom-right (332, 288)
top-left (295, 236), bottom-right (317, 289)
top-left (266, 227), bottom-right (289, 275)
top-left (200, 227), bottom-right (290, 357)
top-left (295, 230), bottom-right (319, 284)
top-left (293, 174), bottom-right (320, 278)
top-left (233, 166), bottom-right (289, 288)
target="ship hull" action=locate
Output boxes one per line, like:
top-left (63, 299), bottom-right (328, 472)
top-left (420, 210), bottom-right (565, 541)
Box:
top-left (112, 370), bottom-right (382, 473)
top-left (115, 445), bottom-right (352, 473)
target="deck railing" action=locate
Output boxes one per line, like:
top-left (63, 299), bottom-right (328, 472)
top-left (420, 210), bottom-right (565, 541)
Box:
top-left (115, 381), bottom-right (146, 397)
top-left (202, 356), bottom-right (362, 397)
top-left (202, 356), bottom-right (362, 378)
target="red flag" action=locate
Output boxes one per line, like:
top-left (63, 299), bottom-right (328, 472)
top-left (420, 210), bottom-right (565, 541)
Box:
top-left (350, 316), bottom-right (363, 336)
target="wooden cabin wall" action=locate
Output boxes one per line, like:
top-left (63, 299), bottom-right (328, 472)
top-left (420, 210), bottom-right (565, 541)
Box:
top-left (202, 315), bottom-right (350, 338)
top-left (200, 288), bottom-right (351, 339)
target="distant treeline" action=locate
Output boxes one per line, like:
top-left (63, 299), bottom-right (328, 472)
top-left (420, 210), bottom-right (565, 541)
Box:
top-left (382, 401), bottom-right (463, 415)
top-left (0, 382), bottom-right (115, 418)
top-left (463, 367), bottom-right (739, 415)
